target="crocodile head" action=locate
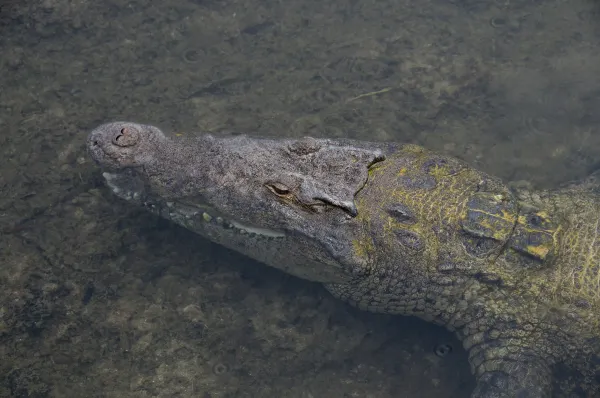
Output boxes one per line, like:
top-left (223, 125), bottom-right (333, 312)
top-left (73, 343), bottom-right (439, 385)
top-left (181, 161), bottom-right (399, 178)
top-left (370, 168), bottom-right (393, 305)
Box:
top-left (87, 122), bottom-right (387, 283)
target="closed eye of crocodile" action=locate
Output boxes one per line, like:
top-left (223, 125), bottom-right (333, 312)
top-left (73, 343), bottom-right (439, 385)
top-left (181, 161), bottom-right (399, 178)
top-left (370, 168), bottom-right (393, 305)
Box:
top-left (266, 182), bottom-right (291, 196)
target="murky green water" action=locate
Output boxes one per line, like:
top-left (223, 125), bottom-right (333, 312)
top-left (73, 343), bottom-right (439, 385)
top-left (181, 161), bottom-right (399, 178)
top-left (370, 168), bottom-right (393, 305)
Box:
top-left (1, 0), bottom-right (599, 396)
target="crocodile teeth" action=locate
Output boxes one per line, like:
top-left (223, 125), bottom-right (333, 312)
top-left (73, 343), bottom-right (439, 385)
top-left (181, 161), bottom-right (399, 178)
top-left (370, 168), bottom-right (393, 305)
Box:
top-left (200, 209), bottom-right (284, 238)
top-left (103, 172), bottom-right (125, 194)
top-left (102, 172), bottom-right (141, 201)
top-left (230, 220), bottom-right (285, 238)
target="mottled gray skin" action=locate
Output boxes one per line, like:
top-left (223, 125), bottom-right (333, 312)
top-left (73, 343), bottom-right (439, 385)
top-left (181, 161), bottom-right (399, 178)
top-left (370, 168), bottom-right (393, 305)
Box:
top-left (87, 122), bottom-right (600, 398)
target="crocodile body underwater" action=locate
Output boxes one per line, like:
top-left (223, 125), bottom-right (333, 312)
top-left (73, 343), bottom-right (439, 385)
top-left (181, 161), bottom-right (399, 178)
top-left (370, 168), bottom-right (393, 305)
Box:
top-left (87, 121), bottom-right (600, 397)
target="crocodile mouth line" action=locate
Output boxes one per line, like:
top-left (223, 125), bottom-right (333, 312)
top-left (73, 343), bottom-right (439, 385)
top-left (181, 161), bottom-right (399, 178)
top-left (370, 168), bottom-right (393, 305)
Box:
top-left (102, 172), bottom-right (286, 240)
top-left (195, 208), bottom-right (286, 239)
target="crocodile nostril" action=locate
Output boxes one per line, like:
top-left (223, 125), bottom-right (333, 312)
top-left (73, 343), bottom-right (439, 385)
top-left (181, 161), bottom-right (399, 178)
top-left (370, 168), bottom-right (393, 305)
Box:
top-left (112, 126), bottom-right (140, 147)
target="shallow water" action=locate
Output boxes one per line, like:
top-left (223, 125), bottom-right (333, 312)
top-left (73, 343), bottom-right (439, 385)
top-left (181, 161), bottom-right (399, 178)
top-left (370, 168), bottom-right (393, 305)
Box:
top-left (1, 0), bottom-right (599, 396)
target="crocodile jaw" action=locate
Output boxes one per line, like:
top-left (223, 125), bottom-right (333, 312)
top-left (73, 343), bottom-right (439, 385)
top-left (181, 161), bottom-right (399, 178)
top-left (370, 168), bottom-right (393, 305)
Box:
top-left (102, 171), bottom-right (286, 239)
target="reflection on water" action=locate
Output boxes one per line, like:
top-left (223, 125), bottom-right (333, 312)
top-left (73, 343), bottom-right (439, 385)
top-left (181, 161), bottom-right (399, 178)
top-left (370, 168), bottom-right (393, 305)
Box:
top-left (1, 0), bottom-right (599, 396)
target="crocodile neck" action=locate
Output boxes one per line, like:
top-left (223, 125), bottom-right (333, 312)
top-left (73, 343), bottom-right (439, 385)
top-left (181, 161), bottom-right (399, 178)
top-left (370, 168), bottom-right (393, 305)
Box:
top-left (325, 147), bottom-right (598, 334)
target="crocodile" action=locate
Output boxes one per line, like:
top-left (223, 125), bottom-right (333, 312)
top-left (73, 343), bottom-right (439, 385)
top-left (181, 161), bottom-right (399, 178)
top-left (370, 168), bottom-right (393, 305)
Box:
top-left (87, 121), bottom-right (600, 398)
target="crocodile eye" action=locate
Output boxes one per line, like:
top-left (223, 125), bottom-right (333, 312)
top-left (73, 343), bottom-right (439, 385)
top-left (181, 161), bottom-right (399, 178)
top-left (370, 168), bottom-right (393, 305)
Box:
top-left (266, 182), bottom-right (291, 196)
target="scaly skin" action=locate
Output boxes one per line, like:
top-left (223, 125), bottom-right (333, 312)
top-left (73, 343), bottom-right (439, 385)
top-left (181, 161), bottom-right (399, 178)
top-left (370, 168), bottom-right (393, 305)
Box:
top-left (87, 122), bottom-right (600, 397)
